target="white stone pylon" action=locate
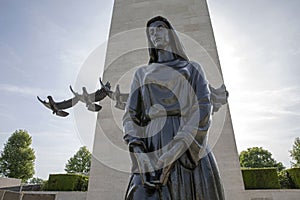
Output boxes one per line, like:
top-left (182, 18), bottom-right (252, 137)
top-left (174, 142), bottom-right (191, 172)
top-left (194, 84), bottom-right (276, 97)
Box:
top-left (87, 0), bottom-right (245, 199)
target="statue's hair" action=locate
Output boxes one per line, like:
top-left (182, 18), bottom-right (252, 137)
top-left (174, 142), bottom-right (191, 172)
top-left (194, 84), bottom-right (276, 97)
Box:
top-left (146, 16), bottom-right (189, 64)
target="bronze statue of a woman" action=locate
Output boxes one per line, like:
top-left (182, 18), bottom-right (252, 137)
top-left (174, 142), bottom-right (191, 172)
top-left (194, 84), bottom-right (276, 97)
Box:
top-left (123, 16), bottom-right (225, 200)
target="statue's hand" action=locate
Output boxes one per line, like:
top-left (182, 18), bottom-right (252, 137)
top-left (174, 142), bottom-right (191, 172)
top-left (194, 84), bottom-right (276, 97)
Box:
top-left (153, 156), bottom-right (175, 186)
top-left (155, 158), bottom-right (165, 170)
top-left (154, 140), bottom-right (186, 185)
top-left (136, 153), bottom-right (158, 188)
top-left (135, 152), bottom-right (156, 176)
top-left (131, 146), bottom-right (157, 187)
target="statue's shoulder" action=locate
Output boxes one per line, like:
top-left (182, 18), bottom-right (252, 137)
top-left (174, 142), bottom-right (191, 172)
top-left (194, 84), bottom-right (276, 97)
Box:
top-left (188, 60), bottom-right (201, 68)
top-left (135, 64), bottom-right (149, 73)
top-left (133, 64), bottom-right (150, 79)
top-left (188, 61), bottom-right (207, 79)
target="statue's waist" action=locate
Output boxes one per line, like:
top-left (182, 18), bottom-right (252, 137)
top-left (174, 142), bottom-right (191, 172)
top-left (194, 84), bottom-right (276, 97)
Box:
top-left (144, 106), bottom-right (181, 120)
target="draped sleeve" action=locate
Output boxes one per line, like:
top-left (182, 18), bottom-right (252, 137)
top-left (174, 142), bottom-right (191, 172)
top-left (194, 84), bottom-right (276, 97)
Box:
top-left (122, 69), bottom-right (148, 152)
top-left (174, 62), bottom-right (212, 169)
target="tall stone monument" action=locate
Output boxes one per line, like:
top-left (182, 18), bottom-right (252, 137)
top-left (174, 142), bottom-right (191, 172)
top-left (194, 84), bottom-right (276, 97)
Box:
top-left (87, 0), bottom-right (244, 199)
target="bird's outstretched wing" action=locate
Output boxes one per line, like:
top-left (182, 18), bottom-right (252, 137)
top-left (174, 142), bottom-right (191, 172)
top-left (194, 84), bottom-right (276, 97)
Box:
top-left (69, 79), bottom-right (111, 103)
top-left (37, 96), bottom-right (51, 109)
top-left (209, 84), bottom-right (229, 113)
top-left (37, 96), bottom-right (74, 117)
top-left (90, 78), bottom-right (112, 102)
top-left (90, 89), bottom-right (107, 102)
top-left (106, 84), bottom-right (129, 110)
top-left (119, 93), bottom-right (129, 103)
top-left (115, 101), bottom-right (126, 110)
top-left (99, 78), bottom-right (111, 92)
top-left (69, 84), bottom-right (104, 112)
top-left (69, 85), bottom-right (80, 97)
top-left (107, 85), bottom-right (129, 102)
top-left (55, 97), bottom-right (79, 110)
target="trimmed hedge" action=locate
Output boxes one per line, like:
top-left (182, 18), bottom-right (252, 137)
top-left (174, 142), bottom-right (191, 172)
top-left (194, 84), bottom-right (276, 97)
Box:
top-left (46, 174), bottom-right (89, 191)
top-left (287, 168), bottom-right (300, 189)
top-left (241, 168), bottom-right (280, 189)
top-left (278, 170), bottom-right (294, 189)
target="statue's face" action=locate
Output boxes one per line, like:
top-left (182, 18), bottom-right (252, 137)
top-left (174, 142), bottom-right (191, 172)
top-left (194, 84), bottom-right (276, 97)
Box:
top-left (148, 21), bottom-right (170, 49)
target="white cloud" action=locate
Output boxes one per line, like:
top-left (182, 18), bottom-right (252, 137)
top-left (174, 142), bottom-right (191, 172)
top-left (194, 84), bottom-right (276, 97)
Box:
top-left (210, 2), bottom-right (300, 166)
top-left (0, 43), bottom-right (22, 65)
top-left (230, 86), bottom-right (300, 167)
top-left (0, 83), bottom-right (70, 99)
top-left (0, 84), bottom-right (45, 96)
top-left (30, 129), bottom-right (82, 179)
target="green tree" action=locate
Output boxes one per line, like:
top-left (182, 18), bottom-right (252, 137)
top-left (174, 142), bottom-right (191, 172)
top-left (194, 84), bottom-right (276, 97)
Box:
top-left (290, 137), bottom-right (300, 167)
top-left (239, 147), bottom-right (285, 171)
top-left (27, 177), bottom-right (45, 185)
top-left (0, 130), bottom-right (35, 182)
top-left (278, 170), bottom-right (294, 189)
top-left (65, 146), bottom-right (91, 175)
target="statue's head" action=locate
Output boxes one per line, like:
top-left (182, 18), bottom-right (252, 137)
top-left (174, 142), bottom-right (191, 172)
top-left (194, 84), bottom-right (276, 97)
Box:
top-left (148, 20), bottom-right (170, 50)
top-left (146, 16), bottom-right (188, 64)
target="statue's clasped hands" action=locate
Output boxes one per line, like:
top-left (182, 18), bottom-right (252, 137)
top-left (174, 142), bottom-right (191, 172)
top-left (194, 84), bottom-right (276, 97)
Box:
top-left (147, 140), bottom-right (187, 188)
top-left (132, 140), bottom-right (186, 189)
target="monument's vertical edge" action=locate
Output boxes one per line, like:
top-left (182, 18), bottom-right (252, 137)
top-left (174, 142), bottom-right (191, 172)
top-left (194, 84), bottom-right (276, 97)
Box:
top-left (87, 0), bottom-right (245, 199)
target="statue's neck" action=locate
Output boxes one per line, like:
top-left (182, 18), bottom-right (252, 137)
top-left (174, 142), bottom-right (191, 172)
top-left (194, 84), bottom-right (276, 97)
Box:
top-left (157, 46), bottom-right (175, 63)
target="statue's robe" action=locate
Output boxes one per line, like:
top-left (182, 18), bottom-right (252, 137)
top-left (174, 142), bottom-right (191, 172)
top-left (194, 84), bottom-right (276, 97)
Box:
top-left (123, 59), bottom-right (225, 200)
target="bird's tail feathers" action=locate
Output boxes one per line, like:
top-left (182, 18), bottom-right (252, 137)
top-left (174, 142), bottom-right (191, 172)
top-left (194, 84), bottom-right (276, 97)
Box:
top-left (56, 110), bottom-right (69, 117)
top-left (87, 104), bottom-right (102, 112)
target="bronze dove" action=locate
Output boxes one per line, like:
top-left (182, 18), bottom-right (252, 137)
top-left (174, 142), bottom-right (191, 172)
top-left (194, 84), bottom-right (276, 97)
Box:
top-left (100, 81), bottom-right (129, 110)
top-left (37, 95), bottom-right (79, 117)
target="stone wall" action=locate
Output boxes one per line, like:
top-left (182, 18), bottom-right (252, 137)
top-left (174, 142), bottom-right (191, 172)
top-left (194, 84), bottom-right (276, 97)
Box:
top-left (0, 177), bottom-right (21, 188)
top-left (246, 190), bottom-right (300, 200)
top-left (1, 189), bottom-right (300, 199)
top-left (0, 191), bottom-right (87, 200)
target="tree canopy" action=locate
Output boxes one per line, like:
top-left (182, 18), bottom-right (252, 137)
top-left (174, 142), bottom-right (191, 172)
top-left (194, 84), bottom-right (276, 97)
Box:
top-left (27, 177), bottom-right (45, 184)
top-left (0, 130), bottom-right (35, 182)
top-left (239, 147), bottom-right (285, 171)
top-left (290, 137), bottom-right (300, 167)
top-left (65, 146), bottom-right (91, 175)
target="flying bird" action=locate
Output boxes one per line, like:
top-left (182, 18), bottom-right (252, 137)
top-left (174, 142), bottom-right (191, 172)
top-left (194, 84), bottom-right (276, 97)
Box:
top-left (69, 79), bottom-right (111, 112)
top-left (69, 86), bottom-right (102, 112)
top-left (38, 78), bottom-right (111, 116)
top-left (37, 95), bottom-right (79, 117)
top-left (37, 79), bottom-right (228, 117)
top-left (209, 84), bottom-right (229, 113)
top-left (92, 78), bottom-right (111, 102)
top-left (99, 80), bottom-right (228, 112)
top-left (102, 83), bottom-right (129, 110)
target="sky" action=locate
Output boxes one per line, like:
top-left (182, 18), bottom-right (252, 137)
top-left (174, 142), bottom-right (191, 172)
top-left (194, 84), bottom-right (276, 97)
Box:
top-left (0, 0), bottom-right (299, 180)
